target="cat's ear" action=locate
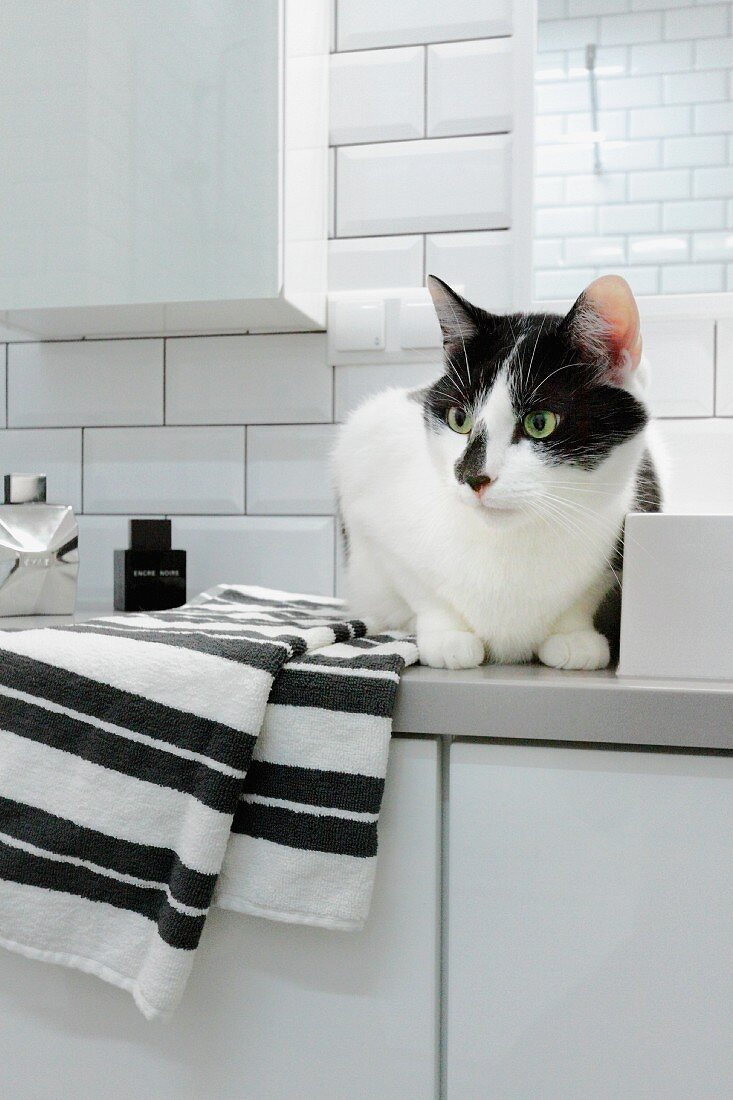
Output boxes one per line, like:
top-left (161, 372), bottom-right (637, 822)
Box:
top-left (427, 275), bottom-right (479, 352)
top-left (563, 275), bottom-right (642, 385)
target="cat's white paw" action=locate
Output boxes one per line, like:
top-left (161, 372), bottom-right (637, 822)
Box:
top-left (418, 630), bottom-right (485, 670)
top-left (538, 629), bottom-right (610, 671)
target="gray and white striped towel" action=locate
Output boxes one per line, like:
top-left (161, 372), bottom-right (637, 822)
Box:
top-left (0, 585), bottom-right (417, 1019)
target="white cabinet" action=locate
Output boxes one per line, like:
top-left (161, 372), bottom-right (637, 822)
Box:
top-left (447, 742), bottom-right (733, 1099)
top-left (0, 1), bottom-right (328, 337)
top-left (0, 738), bottom-right (438, 1100)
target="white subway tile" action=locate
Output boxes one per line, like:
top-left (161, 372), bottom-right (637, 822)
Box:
top-left (630, 40), bottom-right (693, 74)
top-left (330, 48), bottom-right (424, 145)
top-left (600, 202), bottom-right (661, 233)
top-left (84, 427), bottom-right (245, 514)
top-left (536, 81), bottom-right (590, 115)
top-left (602, 138), bottom-right (661, 171)
top-left (695, 38), bottom-right (733, 69)
top-left (538, 18), bottom-right (598, 51)
top-left (76, 515), bottom-right (145, 608)
top-left (662, 199), bottom-right (727, 230)
top-left (533, 239), bottom-right (565, 268)
top-left (166, 335), bottom-right (331, 425)
top-left (334, 363), bottom-right (440, 423)
top-left (536, 142), bottom-right (595, 175)
top-left (0, 429), bottom-right (81, 512)
top-left (600, 11), bottom-right (662, 45)
top-left (567, 46), bottom-right (628, 79)
top-left (247, 425), bottom-right (337, 515)
top-left (716, 321), bottom-right (733, 415)
top-left (534, 268), bottom-right (595, 300)
top-left (535, 114), bottom-right (566, 142)
top-left (425, 230), bottom-right (515, 311)
top-left (631, 0), bottom-right (688, 8)
top-left (691, 231), bottom-right (733, 261)
top-left (628, 234), bottom-right (690, 264)
top-left (328, 236), bottom-right (423, 292)
top-left (663, 134), bottom-right (727, 167)
top-left (653, 420), bottom-right (733, 514)
top-left (427, 39), bottom-right (513, 139)
top-left (7, 340), bottom-right (163, 428)
top-left (664, 5), bottom-right (729, 40)
top-left (561, 172), bottom-right (625, 205)
top-left (629, 104), bottom-right (691, 138)
top-left (336, 0), bottom-right (511, 50)
top-left (336, 136), bottom-right (511, 237)
top-left (329, 148), bottom-right (336, 239)
top-left (629, 168), bottom-right (691, 201)
top-left (663, 70), bottom-right (727, 105)
top-left (534, 177), bottom-right (565, 205)
top-left (566, 109), bottom-right (628, 140)
top-left (598, 75), bottom-right (661, 110)
top-left (693, 166), bottom-right (733, 199)
top-left (535, 52), bottom-right (567, 83)
top-left (694, 102), bottom-right (733, 134)
top-left (568, 0), bottom-right (626, 13)
top-left (0, 348), bottom-right (5, 428)
top-left (535, 206), bottom-right (597, 236)
top-left (609, 266), bottom-right (660, 295)
top-left (537, 0), bottom-right (568, 18)
top-left (643, 319), bottom-right (715, 417)
top-left (660, 263), bottom-right (724, 293)
top-left (171, 516), bottom-right (335, 597)
top-left (565, 236), bottom-right (626, 266)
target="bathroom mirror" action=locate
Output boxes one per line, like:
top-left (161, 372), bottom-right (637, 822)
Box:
top-left (534, 0), bottom-right (733, 302)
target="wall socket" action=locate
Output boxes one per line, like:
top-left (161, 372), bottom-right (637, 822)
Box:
top-left (328, 289), bottom-right (445, 366)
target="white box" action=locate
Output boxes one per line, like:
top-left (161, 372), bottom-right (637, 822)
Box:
top-left (619, 514), bottom-right (733, 682)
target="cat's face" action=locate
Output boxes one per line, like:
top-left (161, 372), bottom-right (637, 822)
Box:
top-left (422, 275), bottom-right (649, 527)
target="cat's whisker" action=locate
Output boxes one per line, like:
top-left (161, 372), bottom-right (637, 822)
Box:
top-left (533, 496), bottom-right (623, 589)
top-left (537, 491), bottom-right (658, 571)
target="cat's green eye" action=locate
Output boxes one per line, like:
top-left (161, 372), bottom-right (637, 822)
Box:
top-left (523, 410), bottom-right (558, 440)
top-left (447, 407), bottom-right (473, 434)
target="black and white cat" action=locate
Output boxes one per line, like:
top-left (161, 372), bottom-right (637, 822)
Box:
top-left (334, 274), bottom-right (662, 670)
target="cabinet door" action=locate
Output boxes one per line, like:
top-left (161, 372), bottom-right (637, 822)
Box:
top-left (0, 738), bottom-right (438, 1100)
top-left (447, 742), bottom-right (733, 1099)
top-left (0, 1), bottom-right (328, 335)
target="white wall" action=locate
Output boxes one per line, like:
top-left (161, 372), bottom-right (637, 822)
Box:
top-left (0, 0), bottom-right (730, 609)
top-left (534, 0), bottom-right (733, 300)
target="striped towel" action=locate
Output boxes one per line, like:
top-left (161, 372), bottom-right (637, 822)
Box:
top-left (0, 585), bottom-right (417, 1019)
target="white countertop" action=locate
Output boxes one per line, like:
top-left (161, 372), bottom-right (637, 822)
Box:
top-left (2, 606), bottom-right (731, 752)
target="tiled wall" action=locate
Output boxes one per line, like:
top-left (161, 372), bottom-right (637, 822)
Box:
top-left (535, 0), bottom-right (733, 300)
top-left (0, 0), bottom-right (731, 611)
top-left (328, 0), bottom-right (527, 308)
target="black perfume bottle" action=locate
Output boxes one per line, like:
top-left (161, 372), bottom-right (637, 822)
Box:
top-left (114, 519), bottom-right (186, 612)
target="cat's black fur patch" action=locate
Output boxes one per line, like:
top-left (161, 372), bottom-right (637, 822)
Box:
top-left (454, 427), bottom-right (487, 486)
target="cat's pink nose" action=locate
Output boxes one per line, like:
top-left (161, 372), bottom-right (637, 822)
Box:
top-left (466, 474), bottom-right (493, 494)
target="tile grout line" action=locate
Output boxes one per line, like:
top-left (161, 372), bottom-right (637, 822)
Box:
top-left (333, 33), bottom-right (513, 56)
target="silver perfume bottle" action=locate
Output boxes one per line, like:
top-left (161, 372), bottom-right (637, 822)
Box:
top-left (0, 474), bottom-right (79, 615)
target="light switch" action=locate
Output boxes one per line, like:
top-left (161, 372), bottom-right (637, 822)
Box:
top-left (331, 299), bottom-right (386, 351)
top-left (400, 300), bottom-right (441, 349)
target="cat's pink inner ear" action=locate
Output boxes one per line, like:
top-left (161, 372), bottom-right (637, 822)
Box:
top-left (581, 275), bottom-right (642, 381)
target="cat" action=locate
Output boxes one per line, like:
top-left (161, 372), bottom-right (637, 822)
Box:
top-left (333, 274), bottom-right (662, 671)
